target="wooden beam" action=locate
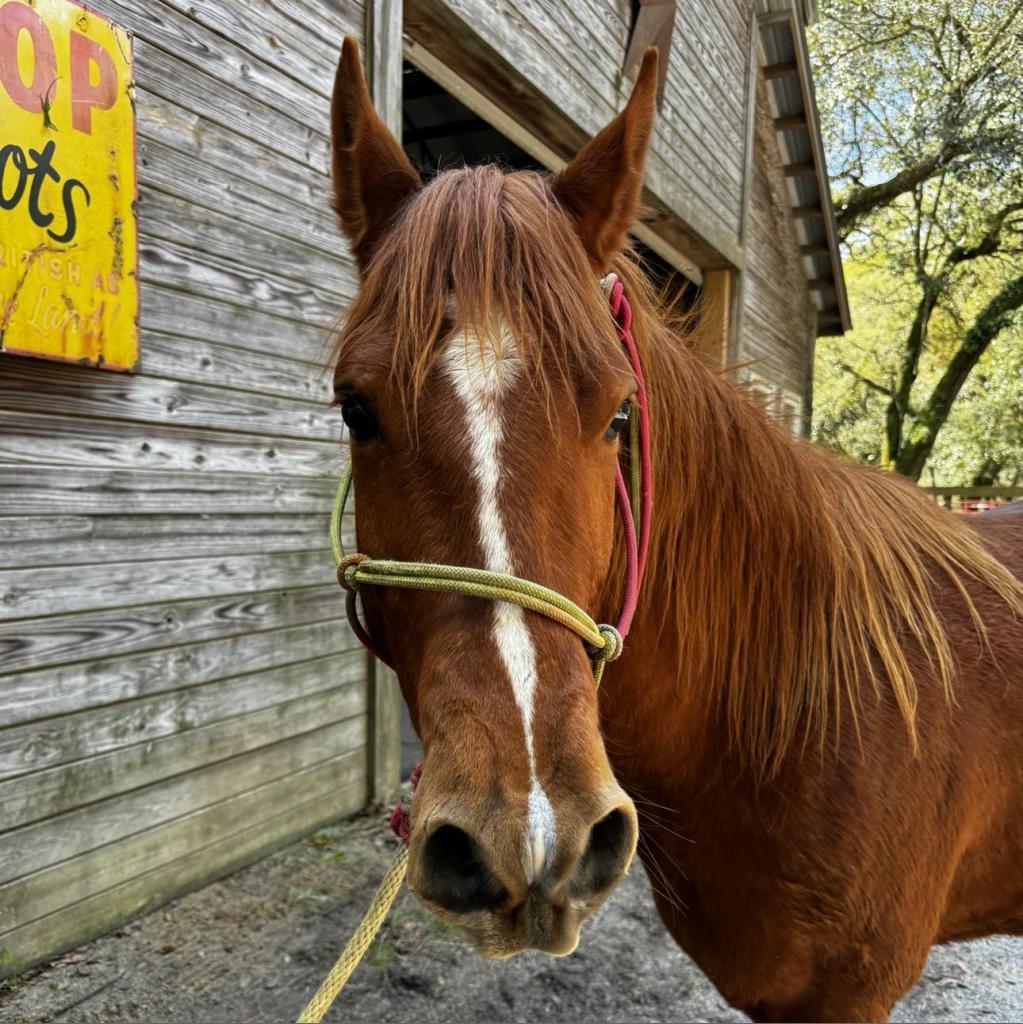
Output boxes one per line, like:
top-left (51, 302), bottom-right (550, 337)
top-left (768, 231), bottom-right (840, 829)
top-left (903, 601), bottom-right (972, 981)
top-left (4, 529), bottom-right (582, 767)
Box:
top-left (367, 0), bottom-right (404, 806)
top-left (807, 276), bottom-right (835, 291)
top-left (783, 161), bottom-right (817, 177)
top-left (699, 270), bottom-right (734, 370)
top-left (773, 114), bottom-right (807, 131)
top-left (800, 242), bottom-right (830, 256)
top-left (792, 203), bottom-right (824, 219)
top-left (763, 61), bottom-right (798, 79)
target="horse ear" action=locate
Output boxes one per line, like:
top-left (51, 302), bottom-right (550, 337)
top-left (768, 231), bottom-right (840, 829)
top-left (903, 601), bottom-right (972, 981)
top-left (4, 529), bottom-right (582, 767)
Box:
top-left (331, 37), bottom-right (420, 272)
top-left (553, 48), bottom-right (658, 269)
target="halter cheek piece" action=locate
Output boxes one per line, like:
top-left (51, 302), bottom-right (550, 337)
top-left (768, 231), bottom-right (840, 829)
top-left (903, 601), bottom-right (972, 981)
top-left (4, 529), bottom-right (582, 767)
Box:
top-left (330, 273), bottom-right (652, 686)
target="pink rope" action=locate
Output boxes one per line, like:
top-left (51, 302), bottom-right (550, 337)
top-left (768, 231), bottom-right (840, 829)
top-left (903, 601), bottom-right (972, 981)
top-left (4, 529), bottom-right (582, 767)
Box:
top-left (388, 761), bottom-right (422, 844)
top-left (607, 274), bottom-right (653, 641)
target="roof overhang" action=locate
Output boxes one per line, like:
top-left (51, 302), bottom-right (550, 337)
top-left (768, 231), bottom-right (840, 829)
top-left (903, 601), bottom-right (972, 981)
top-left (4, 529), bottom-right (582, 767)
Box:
top-left (755, 0), bottom-right (851, 336)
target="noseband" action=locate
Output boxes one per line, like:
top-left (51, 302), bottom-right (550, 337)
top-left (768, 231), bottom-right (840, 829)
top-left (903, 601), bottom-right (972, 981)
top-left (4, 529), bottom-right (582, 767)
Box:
top-left (330, 273), bottom-right (652, 686)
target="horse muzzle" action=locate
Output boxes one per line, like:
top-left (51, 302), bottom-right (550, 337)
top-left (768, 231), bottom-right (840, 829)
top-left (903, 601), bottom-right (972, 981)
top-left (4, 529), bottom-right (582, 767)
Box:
top-left (405, 786), bottom-right (638, 956)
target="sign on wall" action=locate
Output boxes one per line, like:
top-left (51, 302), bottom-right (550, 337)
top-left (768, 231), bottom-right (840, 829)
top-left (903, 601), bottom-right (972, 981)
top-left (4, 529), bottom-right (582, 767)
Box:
top-left (0, 0), bottom-right (138, 371)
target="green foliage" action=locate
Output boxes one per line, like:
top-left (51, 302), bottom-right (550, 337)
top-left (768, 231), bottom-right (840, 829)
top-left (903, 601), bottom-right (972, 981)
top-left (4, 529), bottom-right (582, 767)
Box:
top-left (814, 259), bottom-right (1023, 484)
top-left (808, 0), bottom-right (1023, 482)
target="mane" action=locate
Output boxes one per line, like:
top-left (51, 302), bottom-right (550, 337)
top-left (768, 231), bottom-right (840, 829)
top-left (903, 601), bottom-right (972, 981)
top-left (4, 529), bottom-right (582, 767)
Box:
top-left (338, 165), bottom-right (623, 422)
top-left (611, 258), bottom-right (1023, 776)
top-left (336, 164), bottom-right (1023, 777)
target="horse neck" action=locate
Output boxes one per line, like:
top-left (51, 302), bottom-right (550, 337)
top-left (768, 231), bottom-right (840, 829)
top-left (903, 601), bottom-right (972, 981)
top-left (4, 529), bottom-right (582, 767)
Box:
top-left (602, 347), bottom-right (818, 769)
top-left (600, 309), bottom-right (1023, 788)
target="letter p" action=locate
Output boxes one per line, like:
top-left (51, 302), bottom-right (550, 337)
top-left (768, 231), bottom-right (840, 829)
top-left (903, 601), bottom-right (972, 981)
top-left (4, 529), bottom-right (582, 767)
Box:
top-left (70, 31), bottom-right (117, 134)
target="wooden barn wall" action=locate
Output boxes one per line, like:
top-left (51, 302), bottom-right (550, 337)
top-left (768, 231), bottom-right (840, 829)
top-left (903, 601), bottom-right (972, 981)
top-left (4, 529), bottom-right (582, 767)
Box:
top-left (0, 0), bottom-right (368, 972)
top-left (739, 74), bottom-right (816, 398)
top-left (406, 0), bottom-right (753, 270)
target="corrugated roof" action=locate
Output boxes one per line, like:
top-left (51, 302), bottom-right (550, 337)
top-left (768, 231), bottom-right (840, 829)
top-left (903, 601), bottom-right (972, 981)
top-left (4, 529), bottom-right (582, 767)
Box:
top-left (756, 0), bottom-right (850, 335)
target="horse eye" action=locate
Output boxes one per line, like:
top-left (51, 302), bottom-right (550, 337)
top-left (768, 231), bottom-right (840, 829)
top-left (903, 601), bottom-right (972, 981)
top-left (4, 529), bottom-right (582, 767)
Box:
top-left (340, 395), bottom-right (379, 441)
top-left (605, 401), bottom-right (630, 442)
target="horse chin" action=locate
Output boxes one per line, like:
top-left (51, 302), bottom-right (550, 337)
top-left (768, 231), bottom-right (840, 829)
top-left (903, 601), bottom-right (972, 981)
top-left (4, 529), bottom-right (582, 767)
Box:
top-left (444, 902), bottom-right (587, 961)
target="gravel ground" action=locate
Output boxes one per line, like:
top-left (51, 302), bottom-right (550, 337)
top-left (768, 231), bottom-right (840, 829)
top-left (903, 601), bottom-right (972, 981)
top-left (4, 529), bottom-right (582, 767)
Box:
top-left (2, 810), bottom-right (1021, 1023)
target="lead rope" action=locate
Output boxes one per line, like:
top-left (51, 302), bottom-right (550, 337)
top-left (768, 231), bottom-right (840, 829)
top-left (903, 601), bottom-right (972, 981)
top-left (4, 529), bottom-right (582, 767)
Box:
top-left (295, 273), bottom-right (649, 1023)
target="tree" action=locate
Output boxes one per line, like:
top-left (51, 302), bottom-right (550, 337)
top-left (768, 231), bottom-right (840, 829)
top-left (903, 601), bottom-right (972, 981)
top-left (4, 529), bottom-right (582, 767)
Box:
top-left (809, 0), bottom-right (1023, 482)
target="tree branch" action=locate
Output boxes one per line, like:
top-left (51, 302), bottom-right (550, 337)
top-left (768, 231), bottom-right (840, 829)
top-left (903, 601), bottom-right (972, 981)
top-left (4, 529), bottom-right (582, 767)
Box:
top-left (835, 128), bottom-right (1017, 235)
top-left (838, 361), bottom-right (893, 398)
top-left (894, 272), bottom-right (1023, 479)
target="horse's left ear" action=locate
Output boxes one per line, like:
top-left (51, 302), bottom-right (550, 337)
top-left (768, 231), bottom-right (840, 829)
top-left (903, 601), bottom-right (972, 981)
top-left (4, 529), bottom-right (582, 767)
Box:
top-left (553, 48), bottom-right (658, 269)
top-left (331, 37), bottom-right (420, 273)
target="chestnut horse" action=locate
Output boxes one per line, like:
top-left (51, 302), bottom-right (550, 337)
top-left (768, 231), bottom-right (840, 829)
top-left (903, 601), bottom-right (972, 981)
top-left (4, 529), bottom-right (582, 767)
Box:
top-left (327, 39), bottom-right (1023, 1022)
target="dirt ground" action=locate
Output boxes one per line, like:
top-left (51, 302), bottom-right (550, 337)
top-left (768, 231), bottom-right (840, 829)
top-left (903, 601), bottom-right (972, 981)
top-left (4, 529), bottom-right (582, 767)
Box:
top-left (3, 809), bottom-right (1021, 1024)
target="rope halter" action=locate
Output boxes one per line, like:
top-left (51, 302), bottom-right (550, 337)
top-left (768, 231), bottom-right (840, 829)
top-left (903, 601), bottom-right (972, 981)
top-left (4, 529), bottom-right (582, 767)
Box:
top-left (329, 272), bottom-right (651, 687)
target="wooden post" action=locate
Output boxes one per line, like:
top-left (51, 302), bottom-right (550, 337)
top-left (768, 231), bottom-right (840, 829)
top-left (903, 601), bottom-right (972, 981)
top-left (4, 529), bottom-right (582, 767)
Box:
top-left (365, 0), bottom-right (403, 805)
top-left (700, 269), bottom-right (734, 368)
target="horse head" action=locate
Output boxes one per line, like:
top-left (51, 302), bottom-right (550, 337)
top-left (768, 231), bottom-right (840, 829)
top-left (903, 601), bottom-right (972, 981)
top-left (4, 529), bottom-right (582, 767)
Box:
top-left (327, 38), bottom-right (659, 957)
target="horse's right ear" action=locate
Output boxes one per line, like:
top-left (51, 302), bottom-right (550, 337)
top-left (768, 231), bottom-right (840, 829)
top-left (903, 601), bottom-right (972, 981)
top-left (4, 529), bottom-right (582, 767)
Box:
top-left (331, 37), bottom-right (420, 273)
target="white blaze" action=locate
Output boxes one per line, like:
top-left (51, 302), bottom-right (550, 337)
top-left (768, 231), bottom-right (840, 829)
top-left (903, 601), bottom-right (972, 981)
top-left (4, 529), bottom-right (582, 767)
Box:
top-left (443, 319), bottom-right (556, 881)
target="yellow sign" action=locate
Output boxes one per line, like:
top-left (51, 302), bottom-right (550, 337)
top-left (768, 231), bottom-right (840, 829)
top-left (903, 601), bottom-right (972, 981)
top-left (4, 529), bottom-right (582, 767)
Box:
top-left (0, 0), bottom-right (138, 371)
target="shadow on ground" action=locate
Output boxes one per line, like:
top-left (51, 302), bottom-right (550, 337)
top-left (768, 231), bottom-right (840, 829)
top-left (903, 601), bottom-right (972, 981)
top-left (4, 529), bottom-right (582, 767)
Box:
top-left (2, 811), bottom-right (1021, 1023)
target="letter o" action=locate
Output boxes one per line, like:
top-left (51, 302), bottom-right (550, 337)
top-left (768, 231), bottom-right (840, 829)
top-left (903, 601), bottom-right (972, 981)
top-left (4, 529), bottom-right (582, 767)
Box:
top-left (0, 4), bottom-right (58, 113)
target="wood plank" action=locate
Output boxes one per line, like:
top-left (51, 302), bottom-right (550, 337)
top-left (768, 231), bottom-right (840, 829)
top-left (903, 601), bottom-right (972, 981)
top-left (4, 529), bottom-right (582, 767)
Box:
top-left (763, 61), bottom-right (798, 79)
top-left (0, 411), bottom-right (341, 479)
top-left (539, 0), bottom-right (747, 192)
top-left (0, 618), bottom-right (353, 729)
top-left (136, 125), bottom-right (349, 271)
top-left (279, 0), bottom-right (385, 59)
top-left (0, 466), bottom-right (336, 516)
top-left (0, 512), bottom-right (344, 569)
top-left (0, 757), bottom-right (367, 973)
top-left (0, 720), bottom-right (366, 884)
top-left (139, 182), bottom-right (351, 306)
top-left (0, 548), bottom-right (336, 622)
top-left (0, 666), bottom-right (366, 825)
top-left (138, 233), bottom-right (342, 330)
top-left (0, 747), bottom-right (364, 935)
top-left (133, 37), bottom-right (330, 173)
top-left (368, 0), bottom-right (404, 805)
top-left (0, 580), bottom-right (342, 674)
top-left (570, 0), bottom-right (748, 194)
top-left (95, 0), bottom-right (332, 132)
top-left (568, 0), bottom-right (748, 144)
top-left (0, 359), bottom-right (341, 442)
top-left (137, 331), bottom-right (334, 406)
top-left (0, 654), bottom-right (363, 781)
top-left (141, 283), bottom-right (336, 368)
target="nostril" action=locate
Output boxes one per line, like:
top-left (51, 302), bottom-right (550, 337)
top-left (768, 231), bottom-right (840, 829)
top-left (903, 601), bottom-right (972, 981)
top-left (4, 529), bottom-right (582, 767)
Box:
top-left (570, 807), bottom-right (636, 899)
top-left (419, 824), bottom-right (508, 914)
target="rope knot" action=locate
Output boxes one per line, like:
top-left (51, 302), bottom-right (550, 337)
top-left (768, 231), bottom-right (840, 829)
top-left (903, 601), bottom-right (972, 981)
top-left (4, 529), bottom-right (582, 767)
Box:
top-left (337, 553), bottom-right (368, 592)
top-left (593, 623), bottom-right (623, 663)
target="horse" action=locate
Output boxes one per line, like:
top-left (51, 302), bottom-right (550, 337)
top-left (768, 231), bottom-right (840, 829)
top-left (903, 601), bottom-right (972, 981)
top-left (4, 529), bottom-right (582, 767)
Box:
top-left (325, 38), bottom-right (1023, 1022)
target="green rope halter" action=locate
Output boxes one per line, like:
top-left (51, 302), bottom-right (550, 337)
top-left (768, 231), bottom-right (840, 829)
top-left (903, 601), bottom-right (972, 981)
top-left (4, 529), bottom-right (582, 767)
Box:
top-left (330, 460), bottom-right (622, 684)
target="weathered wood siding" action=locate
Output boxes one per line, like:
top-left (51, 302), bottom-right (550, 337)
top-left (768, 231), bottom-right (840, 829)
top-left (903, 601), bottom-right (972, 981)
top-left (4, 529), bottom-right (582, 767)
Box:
top-left (740, 74), bottom-right (816, 401)
top-left (403, 0), bottom-right (818, 405)
top-left (406, 0), bottom-right (753, 270)
top-left (0, 0), bottom-right (368, 973)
